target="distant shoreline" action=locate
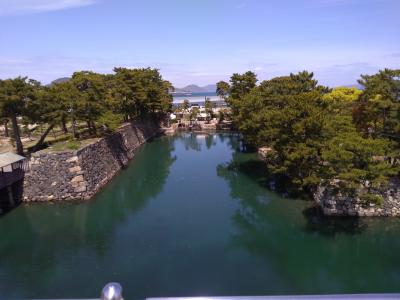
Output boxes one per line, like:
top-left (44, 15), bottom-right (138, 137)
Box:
top-left (172, 92), bottom-right (221, 104)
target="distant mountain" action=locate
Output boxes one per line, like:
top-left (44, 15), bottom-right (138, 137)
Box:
top-left (48, 77), bottom-right (70, 86)
top-left (174, 84), bottom-right (217, 93)
top-left (202, 84), bottom-right (217, 92)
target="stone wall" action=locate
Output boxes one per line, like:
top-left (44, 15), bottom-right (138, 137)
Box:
top-left (257, 147), bottom-right (400, 217)
top-left (23, 121), bottom-right (162, 202)
top-left (314, 179), bottom-right (400, 217)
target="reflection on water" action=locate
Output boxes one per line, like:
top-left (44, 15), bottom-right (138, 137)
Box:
top-left (0, 133), bottom-right (400, 299)
top-left (217, 143), bottom-right (400, 294)
top-left (0, 136), bottom-right (176, 298)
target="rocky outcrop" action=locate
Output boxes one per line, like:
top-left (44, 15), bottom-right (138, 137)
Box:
top-left (314, 179), bottom-right (400, 217)
top-left (23, 121), bottom-right (162, 202)
top-left (257, 146), bottom-right (400, 217)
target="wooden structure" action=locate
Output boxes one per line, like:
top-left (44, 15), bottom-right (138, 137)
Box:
top-left (0, 152), bottom-right (26, 211)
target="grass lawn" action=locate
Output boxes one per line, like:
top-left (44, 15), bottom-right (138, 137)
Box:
top-left (0, 122), bottom-right (102, 154)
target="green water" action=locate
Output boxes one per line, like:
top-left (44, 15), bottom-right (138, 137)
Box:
top-left (0, 133), bottom-right (400, 299)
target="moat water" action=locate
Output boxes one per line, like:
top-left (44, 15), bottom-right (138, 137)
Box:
top-left (0, 133), bottom-right (400, 298)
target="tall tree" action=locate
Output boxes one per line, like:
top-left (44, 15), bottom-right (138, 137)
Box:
top-left (51, 81), bottom-right (80, 137)
top-left (0, 77), bottom-right (38, 155)
top-left (27, 81), bottom-right (81, 151)
top-left (204, 98), bottom-right (214, 121)
top-left (216, 81), bottom-right (230, 100)
top-left (182, 99), bottom-right (190, 112)
top-left (110, 68), bottom-right (173, 120)
top-left (226, 71), bottom-right (258, 119)
top-left (225, 69), bottom-right (398, 196)
top-left (71, 71), bottom-right (107, 134)
top-left (229, 71), bottom-right (257, 102)
top-left (226, 71), bottom-right (329, 191)
top-left (354, 69), bottom-right (400, 141)
top-left (322, 86), bottom-right (362, 114)
top-left (2, 118), bottom-right (9, 137)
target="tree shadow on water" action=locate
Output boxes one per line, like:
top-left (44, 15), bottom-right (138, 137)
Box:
top-left (217, 154), bottom-right (304, 200)
top-left (217, 158), bottom-right (270, 203)
top-left (0, 136), bottom-right (177, 297)
top-left (217, 147), bottom-right (371, 237)
top-left (302, 205), bottom-right (368, 237)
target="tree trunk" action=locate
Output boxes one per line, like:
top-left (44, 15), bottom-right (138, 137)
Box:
top-left (4, 119), bottom-right (9, 137)
top-left (86, 120), bottom-right (92, 132)
top-left (91, 120), bottom-right (97, 135)
top-left (32, 123), bottom-right (55, 152)
top-left (10, 113), bottom-right (23, 156)
top-left (72, 118), bottom-right (77, 140)
top-left (61, 118), bottom-right (68, 134)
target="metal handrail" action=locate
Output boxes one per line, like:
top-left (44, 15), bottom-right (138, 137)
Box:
top-left (101, 282), bottom-right (123, 300)
top-left (26, 283), bottom-right (400, 300)
top-left (148, 295), bottom-right (400, 300)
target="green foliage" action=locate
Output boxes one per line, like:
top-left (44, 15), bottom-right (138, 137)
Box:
top-left (353, 69), bottom-right (400, 176)
top-left (354, 69), bottom-right (400, 141)
top-left (190, 107), bottom-right (199, 120)
top-left (51, 139), bottom-right (81, 151)
top-left (0, 68), bottom-right (173, 153)
top-left (0, 77), bottom-right (39, 154)
top-left (227, 71), bottom-right (328, 191)
top-left (218, 108), bottom-right (231, 122)
top-left (0, 77), bottom-right (38, 117)
top-left (321, 118), bottom-right (397, 193)
top-left (216, 81), bottom-right (230, 100)
top-left (229, 71), bottom-right (258, 102)
top-left (322, 86), bottom-right (362, 114)
top-left (108, 67), bottom-right (173, 119)
top-left (322, 86), bottom-right (361, 103)
top-left (182, 99), bottom-right (190, 111)
top-left (204, 98), bottom-right (214, 119)
top-left (222, 69), bottom-right (399, 195)
top-left (66, 140), bottom-right (81, 150)
top-left (360, 193), bottom-right (384, 206)
top-left (71, 71), bottom-right (107, 130)
top-left (98, 110), bottom-right (124, 131)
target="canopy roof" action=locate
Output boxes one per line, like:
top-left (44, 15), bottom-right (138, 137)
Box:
top-left (0, 152), bottom-right (25, 168)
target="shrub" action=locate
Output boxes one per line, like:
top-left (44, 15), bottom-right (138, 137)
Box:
top-left (66, 140), bottom-right (81, 150)
top-left (51, 140), bottom-right (81, 151)
top-left (98, 111), bottom-right (124, 131)
top-left (360, 193), bottom-right (384, 206)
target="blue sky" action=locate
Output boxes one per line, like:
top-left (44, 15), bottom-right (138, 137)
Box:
top-left (0, 0), bottom-right (399, 87)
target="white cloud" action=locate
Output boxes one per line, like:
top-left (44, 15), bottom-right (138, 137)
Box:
top-left (0, 0), bottom-right (96, 15)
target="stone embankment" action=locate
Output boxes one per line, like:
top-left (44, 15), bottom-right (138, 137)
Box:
top-left (314, 180), bottom-right (400, 217)
top-left (23, 121), bottom-right (162, 202)
top-left (258, 147), bottom-right (400, 217)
